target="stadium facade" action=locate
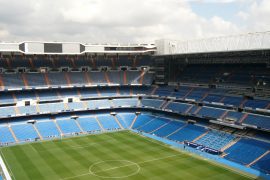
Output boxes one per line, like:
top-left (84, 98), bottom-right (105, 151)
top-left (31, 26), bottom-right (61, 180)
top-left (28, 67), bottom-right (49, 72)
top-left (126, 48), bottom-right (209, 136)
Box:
top-left (0, 31), bottom-right (269, 180)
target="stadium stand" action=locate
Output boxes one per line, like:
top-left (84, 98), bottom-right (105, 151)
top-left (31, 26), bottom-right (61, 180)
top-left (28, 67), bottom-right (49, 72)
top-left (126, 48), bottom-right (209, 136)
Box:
top-left (0, 40), bottom-right (270, 178)
top-left (225, 138), bottom-right (270, 165)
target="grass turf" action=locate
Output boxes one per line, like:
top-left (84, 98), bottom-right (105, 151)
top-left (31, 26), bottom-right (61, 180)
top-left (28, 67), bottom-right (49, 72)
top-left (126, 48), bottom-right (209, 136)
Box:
top-left (0, 131), bottom-right (254, 180)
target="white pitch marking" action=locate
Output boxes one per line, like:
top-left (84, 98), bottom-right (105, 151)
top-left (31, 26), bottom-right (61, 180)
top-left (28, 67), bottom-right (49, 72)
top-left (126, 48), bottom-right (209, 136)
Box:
top-left (60, 153), bottom-right (183, 180)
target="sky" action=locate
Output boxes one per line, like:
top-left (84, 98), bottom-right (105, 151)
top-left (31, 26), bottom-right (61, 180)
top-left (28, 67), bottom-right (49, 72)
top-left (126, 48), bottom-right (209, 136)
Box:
top-left (0, 0), bottom-right (269, 43)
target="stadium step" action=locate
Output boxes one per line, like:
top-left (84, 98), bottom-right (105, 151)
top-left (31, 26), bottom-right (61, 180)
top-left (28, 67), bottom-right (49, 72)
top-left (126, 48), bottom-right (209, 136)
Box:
top-left (35, 104), bottom-right (41, 113)
top-left (123, 71), bottom-right (127, 84)
top-left (247, 150), bottom-right (270, 167)
top-left (44, 73), bottom-right (51, 86)
top-left (21, 74), bottom-right (29, 88)
top-left (6, 57), bottom-right (12, 69)
top-left (104, 72), bottom-right (111, 84)
top-left (116, 87), bottom-right (120, 95)
top-left (91, 57), bottom-right (96, 69)
top-left (53, 119), bottom-right (64, 135)
top-left (8, 126), bottom-right (19, 142)
top-left (110, 57), bottom-right (116, 69)
top-left (14, 106), bottom-right (20, 116)
top-left (192, 131), bottom-right (209, 142)
top-left (70, 57), bottom-right (77, 69)
top-left (64, 73), bottom-right (72, 86)
top-left (200, 92), bottom-right (209, 101)
top-left (219, 96), bottom-right (226, 103)
top-left (150, 86), bottom-right (158, 95)
top-left (193, 106), bottom-right (202, 115)
top-left (114, 116), bottom-right (124, 129)
top-left (183, 87), bottom-right (194, 99)
top-left (130, 87), bottom-right (133, 96)
top-left (136, 117), bottom-right (157, 130)
top-left (0, 74), bottom-right (5, 90)
top-left (35, 91), bottom-right (40, 101)
top-left (33, 124), bottom-right (43, 140)
top-left (160, 100), bottom-right (171, 109)
top-left (96, 88), bottom-right (101, 96)
top-left (240, 99), bottom-right (248, 108)
top-left (84, 72), bottom-right (92, 85)
top-left (95, 117), bottom-right (105, 131)
top-left (63, 103), bottom-right (69, 111)
top-left (139, 71), bottom-right (146, 85)
top-left (82, 101), bottom-right (88, 109)
top-left (220, 110), bottom-right (229, 119)
top-left (74, 119), bottom-right (85, 133)
top-left (130, 115), bottom-right (138, 129)
top-left (238, 113), bottom-right (249, 124)
top-left (166, 124), bottom-right (188, 138)
top-left (220, 137), bottom-right (241, 152)
top-left (28, 57), bottom-right (35, 69)
top-left (150, 120), bottom-right (171, 134)
top-left (77, 89), bottom-right (82, 98)
top-left (184, 105), bottom-right (193, 114)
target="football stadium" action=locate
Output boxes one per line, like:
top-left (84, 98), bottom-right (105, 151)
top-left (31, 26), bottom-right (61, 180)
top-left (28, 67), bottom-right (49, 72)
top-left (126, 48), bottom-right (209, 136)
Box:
top-left (0, 32), bottom-right (269, 180)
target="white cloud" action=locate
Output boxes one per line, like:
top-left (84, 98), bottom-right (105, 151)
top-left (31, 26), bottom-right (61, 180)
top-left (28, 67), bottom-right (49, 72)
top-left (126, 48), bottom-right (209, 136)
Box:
top-left (0, 0), bottom-right (267, 43)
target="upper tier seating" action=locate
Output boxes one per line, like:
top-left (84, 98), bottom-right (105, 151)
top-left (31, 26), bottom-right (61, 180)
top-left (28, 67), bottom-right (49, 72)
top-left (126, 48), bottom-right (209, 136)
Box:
top-left (196, 107), bottom-right (225, 119)
top-left (0, 55), bottom-right (153, 69)
top-left (243, 114), bottom-right (270, 130)
top-left (0, 71), bottom-right (154, 90)
top-left (225, 138), bottom-right (270, 165)
top-left (141, 99), bottom-right (164, 109)
top-left (113, 98), bottom-right (138, 107)
top-left (177, 64), bottom-right (270, 88)
top-left (166, 102), bottom-right (191, 114)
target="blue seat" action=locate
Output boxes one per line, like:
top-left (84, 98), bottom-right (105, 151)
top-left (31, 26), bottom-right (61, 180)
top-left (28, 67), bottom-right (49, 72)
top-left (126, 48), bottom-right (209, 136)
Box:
top-left (195, 130), bottom-right (235, 150)
top-left (57, 119), bottom-right (81, 134)
top-left (77, 116), bottom-right (101, 132)
top-left (36, 121), bottom-right (60, 138)
top-left (11, 124), bottom-right (38, 141)
top-left (132, 115), bottom-right (156, 129)
top-left (154, 121), bottom-right (185, 137)
top-left (97, 115), bottom-right (120, 130)
top-left (251, 152), bottom-right (270, 174)
top-left (0, 126), bottom-right (15, 143)
top-left (138, 117), bottom-right (170, 133)
top-left (168, 124), bottom-right (206, 142)
top-left (225, 138), bottom-right (270, 165)
top-left (116, 113), bottom-right (136, 128)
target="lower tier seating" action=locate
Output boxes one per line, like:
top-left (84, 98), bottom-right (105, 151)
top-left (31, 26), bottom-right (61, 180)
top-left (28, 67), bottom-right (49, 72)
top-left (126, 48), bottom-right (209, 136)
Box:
top-left (225, 138), bottom-right (270, 165)
top-left (195, 130), bottom-right (235, 150)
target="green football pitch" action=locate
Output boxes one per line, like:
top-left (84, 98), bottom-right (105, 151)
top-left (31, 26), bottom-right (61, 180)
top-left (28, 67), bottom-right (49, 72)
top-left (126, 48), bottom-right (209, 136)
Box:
top-left (0, 131), bottom-right (255, 180)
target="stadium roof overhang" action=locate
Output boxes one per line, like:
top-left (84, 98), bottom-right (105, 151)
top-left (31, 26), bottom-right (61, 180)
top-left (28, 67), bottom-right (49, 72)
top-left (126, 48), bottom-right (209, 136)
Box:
top-left (155, 31), bottom-right (270, 56)
top-left (0, 42), bottom-right (156, 55)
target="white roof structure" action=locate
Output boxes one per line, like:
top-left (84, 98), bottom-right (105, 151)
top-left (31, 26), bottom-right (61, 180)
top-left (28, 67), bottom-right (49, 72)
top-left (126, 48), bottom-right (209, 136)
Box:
top-left (155, 31), bottom-right (270, 55)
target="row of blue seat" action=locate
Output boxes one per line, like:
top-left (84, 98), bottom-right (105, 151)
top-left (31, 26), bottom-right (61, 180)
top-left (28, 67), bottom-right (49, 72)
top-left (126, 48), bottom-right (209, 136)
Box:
top-left (0, 55), bottom-right (153, 68)
top-left (0, 113), bottom-right (133, 144)
top-left (154, 86), bottom-right (270, 110)
top-left (0, 71), bottom-right (154, 90)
